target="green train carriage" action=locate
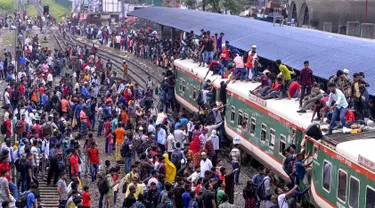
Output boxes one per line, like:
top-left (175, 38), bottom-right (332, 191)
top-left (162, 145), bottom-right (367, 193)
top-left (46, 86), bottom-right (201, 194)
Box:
top-left (305, 134), bottom-right (375, 208)
top-left (173, 59), bottom-right (313, 182)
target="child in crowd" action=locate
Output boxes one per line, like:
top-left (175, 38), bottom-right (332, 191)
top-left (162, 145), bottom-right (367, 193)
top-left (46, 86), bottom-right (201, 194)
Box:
top-left (82, 185), bottom-right (91, 208)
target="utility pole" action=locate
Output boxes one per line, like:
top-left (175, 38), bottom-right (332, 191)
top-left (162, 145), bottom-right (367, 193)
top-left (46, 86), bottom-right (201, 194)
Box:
top-left (365, 0), bottom-right (368, 23)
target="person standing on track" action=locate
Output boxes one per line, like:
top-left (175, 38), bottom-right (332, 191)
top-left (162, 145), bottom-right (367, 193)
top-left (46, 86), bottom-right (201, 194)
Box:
top-left (230, 144), bottom-right (241, 185)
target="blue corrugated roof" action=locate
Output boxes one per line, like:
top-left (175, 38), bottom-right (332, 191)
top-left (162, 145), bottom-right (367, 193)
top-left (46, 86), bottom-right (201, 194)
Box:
top-left (130, 7), bottom-right (375, 94)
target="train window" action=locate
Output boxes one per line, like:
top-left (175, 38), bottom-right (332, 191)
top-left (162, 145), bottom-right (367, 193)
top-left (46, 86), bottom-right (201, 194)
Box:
top-left (322, 160), bottom-right (332, 192)
top-left (237, 111), bottom-right (243, 127)
top-left (349, 176), bottom-right (359, 208)
top-left (278, 134), bottom-right (285, 153)
top-left (230, 106), bottom-right (235, 122)
top-left (337, 169), bottom-right (347, 203)
top-left (191, 87), bottom-right (197, 99)
top-left (179, 79), bottom-right (183, 91)
top-left (366, 186), bottom-right (375, 208)
top-left (260, 124), bottom-right (267, 142)
top-left (182, 80), bottom-right (186, 92)
top-left (291, 128), bottom-right (296, 144)
top-left (250, 118), bottom-right (256, 135)
top-left (313, 146), bottom-right (318, 159)
top-left (243, 114), bottom-right (249, 130)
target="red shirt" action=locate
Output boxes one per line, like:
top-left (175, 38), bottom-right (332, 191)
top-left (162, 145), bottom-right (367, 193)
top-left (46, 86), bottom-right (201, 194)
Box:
top-left (104, 121), bottom-right (112, 137)
top-left (246, 55), bottom-right (254, 69)
top-left (82, 192), bottom-right (91, 206)
top-left (345, 110), bottom-right (355, 123)
top-left (88, 148), bottom-right (99, 164)
top-left (220, 48), bottom-right (229, 60)
top-left (5, 120), bottom-right (12, 135)
top-left (32, 124), bottom-right (42, 138)
top-left (70, 155), bottom-right (79, 175)
top-left (288, 81), bottom-right (301, 97)
top-left (18, 85), bottom-right (25, 97)
top-left (0, 163), bottom-right (11, 182)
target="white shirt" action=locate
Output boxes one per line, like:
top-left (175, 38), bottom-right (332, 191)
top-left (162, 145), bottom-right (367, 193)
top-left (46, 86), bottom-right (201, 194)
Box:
top-left (167, 133), bottom-right (175, 152)
top-left (47, 56), bottom-right (53, 65)
top-left (187, 171), bottom-right (200, 184)
top-left (148, 124), bottom-right (155, 133)
top-left (30, 146), bottom-right (39, 166)
top-left (4, 91), bottom-right (10, 104)
top-left (200, 158), bottom-right (213, 177)
top-left (47, 73), bottom-right (53, 82)
top-left (173, 129), bottom-right (186, 148)
top-left (115, 36), bottom-right (121, 43)
top-left (277, 194), bottom-right (288, 208)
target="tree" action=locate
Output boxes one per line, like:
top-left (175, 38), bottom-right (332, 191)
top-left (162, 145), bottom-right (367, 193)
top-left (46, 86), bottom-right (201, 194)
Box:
top-left (221, 0), bottom-right (245, 15)
top-left (184, 0), bottom-right (197, 9)
top-left (207, 0), bottom-right (221, 12)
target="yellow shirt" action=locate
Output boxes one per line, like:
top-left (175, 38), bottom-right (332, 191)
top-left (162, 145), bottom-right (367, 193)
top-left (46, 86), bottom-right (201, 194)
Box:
top-left (278, 64), bottom-right (291, 81)
top-left (354, 82), bottom-right (360, 98)
top-left (125, 183), bottom-right (143, 199)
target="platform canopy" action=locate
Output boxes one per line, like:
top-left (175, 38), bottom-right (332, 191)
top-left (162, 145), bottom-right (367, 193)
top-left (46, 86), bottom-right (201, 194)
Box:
top-left (130, 7), bottom-right (375, 94)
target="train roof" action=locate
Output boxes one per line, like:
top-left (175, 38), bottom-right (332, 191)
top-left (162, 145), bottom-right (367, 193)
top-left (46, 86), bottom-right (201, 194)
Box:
top-left (131, 7), bottom-right (375, 94)
top-left (336, 138), bottom-right (375, 171)
top-left (174, 59), bottom-right (315, 130)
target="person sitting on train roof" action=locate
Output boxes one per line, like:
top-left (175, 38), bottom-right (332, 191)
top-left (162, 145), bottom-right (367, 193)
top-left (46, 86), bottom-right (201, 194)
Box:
top-left (310, 96), bottom-right (329, 123)
top-left (180, 46), bottom-right (192, 60)
top-left (251, 70), bottom-right (272, 95)
top-left (204, 59), bottom-right (224, 79)
top-left (297, 86), bottom-right (326, 114)
top-left (262, 77), bottom-right (282, 99)
top-left (351, 72), bottom-right (370, 120)
top-left (325, 82), bottom-right (349, 135)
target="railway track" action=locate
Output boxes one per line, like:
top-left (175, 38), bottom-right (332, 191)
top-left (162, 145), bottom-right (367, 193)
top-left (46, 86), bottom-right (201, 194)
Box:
top-left (60, 32), bottom-right (163, 94)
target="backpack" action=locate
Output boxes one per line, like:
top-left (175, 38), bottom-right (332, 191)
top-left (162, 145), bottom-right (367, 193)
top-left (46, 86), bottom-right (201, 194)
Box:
top-left (1, 122), bottom-right (7, 134)
top-left (195, 90), bottom-right (204, 106)
top-left (283, 155), bottom-right (296, 175)
top-left (171, 150), bottom-right (183, 170)
top-left (99, 176), bottom-right (109, 194)
top-left (15, 191), bottom-right (30, 208)
top-left (15, 158), bottom-right (26, 172)
top-left (257, 178), bottom-right (270, 200)
top-left (42, 122), bottom-right (53, 137)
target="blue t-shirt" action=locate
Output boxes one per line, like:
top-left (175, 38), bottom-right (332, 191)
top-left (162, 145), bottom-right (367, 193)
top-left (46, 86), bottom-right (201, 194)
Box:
top-left (27, 192), bottom-right (35, 208)
top-left (182, 192), bottom-right (191, 208)
top-left (295, 161), bottom-right (306, 179)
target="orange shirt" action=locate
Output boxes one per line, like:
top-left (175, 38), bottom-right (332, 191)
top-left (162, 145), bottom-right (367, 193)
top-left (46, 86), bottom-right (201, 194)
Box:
top-left (31, 91), bottom-right (37, 102)
top-left (121, 111), bottom-right (128, 125)
top-left (115, 128), bottom-right (126, 144)
top-left (61, 99), bottom-right (69, 113)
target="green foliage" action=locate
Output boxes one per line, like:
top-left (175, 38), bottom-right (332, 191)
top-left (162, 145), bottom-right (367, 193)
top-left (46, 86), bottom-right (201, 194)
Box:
top-left (207, 0), bottom-right (220, 12)
top-left (221, 0), bottom-right (244, 15)
top-left (26, 6), bottom-right (38, 17)
top-left (0, 0), bottom-right (16, 13)
top-left (41, 0), bottom-right (71, 17)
